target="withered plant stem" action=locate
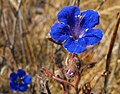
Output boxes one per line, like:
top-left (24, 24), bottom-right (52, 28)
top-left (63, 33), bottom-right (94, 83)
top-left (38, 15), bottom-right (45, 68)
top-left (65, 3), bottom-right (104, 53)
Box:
top-left (75, 73), bottom-right (81, 94)
top-left (18, 0), bottom-right (28, 64)
top-left (8, 0), bottom-right (21, 45)
top-left (77, 0), bottom-right (80, 7)
top-left (45, 80), bottom-right (51, 94)
top-left (96, 0), bottom-right (107, 10)
top-left (52, 76), bottom-right (76, 89)
top-left (1, 0), bottom-right (18, 68)
top-left (104, 13), bottom-right (120, 94)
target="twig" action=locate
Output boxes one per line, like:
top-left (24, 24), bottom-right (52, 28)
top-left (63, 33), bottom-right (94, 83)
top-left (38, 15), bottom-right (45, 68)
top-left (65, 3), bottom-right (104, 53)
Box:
top-left (52, 76), bottom-right (75, 89)
top-left (8, 0), bottom-right (18, 10)
top-left (22, 8), bottom-right (35, 64)
top-left (62, 83), bottom-right (66, 94)
top-left (77, 0), bottom-right (80, 7)
top-left (104, 13), bottom-right (120, 94)
top-left (8, 0), bottom-right (21, 45)
top-left (72, 0), bottom-right (76, 6)
top-left (75, 73), bottom-right (81, 94)
top-left (45, 80), bottom-right (51, 94)
top-left (1, 0), bottom-right (18, 68)
top-left (41, 68), bottom-right (76, 89)
top-left (96, 0), bottom-right (107, 10)
top-left (17, 0), bottom-right (28, 64)
top-left (72, 0), bottom-right (80, 6)
top-left (0, 45), bottom-right (6, 71)
top-left (1, 45), bottom-right (6, 64)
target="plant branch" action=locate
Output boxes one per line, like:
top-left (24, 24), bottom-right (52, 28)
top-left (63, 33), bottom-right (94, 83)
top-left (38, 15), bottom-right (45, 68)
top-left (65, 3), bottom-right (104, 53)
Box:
top-left (17, 0), bottom-right (28, 64)
top-left (45, 80), bottom-right (51, 94)
top-left (104, 13), bottom-right (120, 94)
top-left (41, 68), bottom-right (76, 89)
top-left (96, 0), bottom-right (107, 10)
top-left (77, 0), bottom-right (80, 7)
top-left (1, 0), bottom-right (18, 68)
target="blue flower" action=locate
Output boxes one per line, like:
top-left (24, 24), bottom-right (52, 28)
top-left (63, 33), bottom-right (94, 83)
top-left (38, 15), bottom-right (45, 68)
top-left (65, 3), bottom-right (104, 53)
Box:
top-left (50, 6), bottom-right (103, 54)
top-left (9, 69), bottom-right (31, 92)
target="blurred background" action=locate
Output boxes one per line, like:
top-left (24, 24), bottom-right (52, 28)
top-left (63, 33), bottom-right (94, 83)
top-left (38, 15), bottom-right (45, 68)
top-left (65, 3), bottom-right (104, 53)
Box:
top-left (0, 0), bottom-right (120, 94)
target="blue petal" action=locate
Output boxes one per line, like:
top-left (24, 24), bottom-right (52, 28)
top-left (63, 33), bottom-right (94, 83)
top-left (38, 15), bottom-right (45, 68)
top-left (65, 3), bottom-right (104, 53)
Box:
top-left (10, 82), bottom-right (18, 91)
top-left (50, 22), bottom-right (70, 43)
top-left (83, 28), bottom-right (103, 46)
top-left (9, 72), bottom-right (18, 82)
top-left (23, 75), bottom-right (32, 84)
top-left (84, 28), bottom-right (103, 38)
top-left (17, 69), bottom-right (26, 77)
top-left (57, 6), bottom-right (80, 27)
top-left (64, 37), bottom-right (87, 54)
top-left (81, 10), bottom-right (99, 28)
top-left (18, 84), bottom-right (28, 92)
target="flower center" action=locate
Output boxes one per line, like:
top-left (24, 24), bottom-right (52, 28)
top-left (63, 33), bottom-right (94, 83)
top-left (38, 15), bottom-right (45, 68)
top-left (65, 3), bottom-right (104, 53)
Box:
top-left (16, 77), bottom-right (23, 84)
top-left (72, 15), bottom-right (85, 40)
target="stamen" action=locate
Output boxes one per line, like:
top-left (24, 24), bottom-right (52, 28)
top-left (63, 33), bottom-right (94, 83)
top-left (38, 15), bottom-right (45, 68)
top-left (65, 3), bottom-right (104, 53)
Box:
top-left (16, 77), bottom-right (23, 84)
top-left (78, 14), bottom-right (86, 25)
top-left (77, 15), bottom-right (82, 18)
top-left (72, 14), bottom-right (87, 40)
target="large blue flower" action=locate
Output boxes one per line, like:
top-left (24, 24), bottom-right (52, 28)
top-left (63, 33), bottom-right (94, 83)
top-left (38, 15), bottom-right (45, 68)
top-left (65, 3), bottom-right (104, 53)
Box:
top-left (9, 69), bottom-right (31, 92)
top-left (50, 6), bottom-right (103, 54)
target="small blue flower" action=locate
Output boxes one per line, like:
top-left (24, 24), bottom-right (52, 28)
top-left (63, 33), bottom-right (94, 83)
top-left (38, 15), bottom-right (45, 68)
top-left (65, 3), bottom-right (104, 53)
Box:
top-left (9, 69), bottom-right (31, 92)
top-left (50, 6), bottom-right (103, 54)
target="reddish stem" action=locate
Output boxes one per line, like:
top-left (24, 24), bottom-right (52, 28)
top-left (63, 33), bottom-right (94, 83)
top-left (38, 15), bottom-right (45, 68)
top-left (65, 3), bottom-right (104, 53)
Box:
top-left (63, 90), bottom-right (67, 94)
top-left (52, 76), bottom-right (75, 89)
top-left (75, 74), bottom-right (81, 87)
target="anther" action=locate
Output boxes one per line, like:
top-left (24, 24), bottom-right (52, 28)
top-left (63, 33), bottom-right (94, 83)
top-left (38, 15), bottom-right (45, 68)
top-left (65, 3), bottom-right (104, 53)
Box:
top-left (77, 15), bottom-right (82, 19)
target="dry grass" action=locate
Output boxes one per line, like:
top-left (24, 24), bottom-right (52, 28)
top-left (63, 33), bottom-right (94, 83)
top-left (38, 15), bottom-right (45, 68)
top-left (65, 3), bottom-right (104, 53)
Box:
top-left (0, 0), bottom-right (120, 94)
